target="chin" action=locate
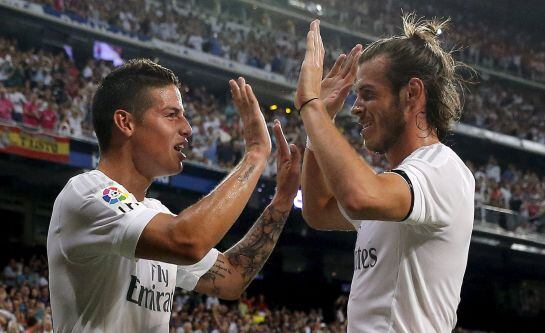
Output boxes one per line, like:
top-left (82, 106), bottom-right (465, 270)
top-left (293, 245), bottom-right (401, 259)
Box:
top-left (157, 163), bottom-right (183, 177)
top-left (363, 139), bottom-right (385, 154)
top-left (168, 163), bottom-right (183, 176)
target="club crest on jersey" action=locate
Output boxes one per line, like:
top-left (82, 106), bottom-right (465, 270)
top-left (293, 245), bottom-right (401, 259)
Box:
top-left (96, 185), bottom-right (140, 214)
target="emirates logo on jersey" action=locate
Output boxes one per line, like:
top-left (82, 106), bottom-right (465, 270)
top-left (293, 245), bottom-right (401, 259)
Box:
top-left (102, 186), bottom-right (128, 205)
top-left (126, 264), bottom-right (174, 312)
top-left (354, 247), bottom-right (377, 271)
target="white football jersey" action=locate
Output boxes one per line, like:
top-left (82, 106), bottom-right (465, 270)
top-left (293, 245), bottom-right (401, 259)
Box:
top-left (47, 170), bottom-right (218, 333)
top-left (338, 143), bottom-right (475, 333)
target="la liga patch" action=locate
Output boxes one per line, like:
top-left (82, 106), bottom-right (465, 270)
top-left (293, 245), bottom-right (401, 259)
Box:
top-left (102, 186), bottom-right (128, 205)
top-left (95, 184), bottom-right (141, 214)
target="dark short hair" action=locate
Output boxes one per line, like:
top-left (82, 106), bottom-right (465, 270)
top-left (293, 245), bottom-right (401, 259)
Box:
top-left (360, 13), bottom-right (471, 140)
top-left (91, 58), bottom-right (180, 152)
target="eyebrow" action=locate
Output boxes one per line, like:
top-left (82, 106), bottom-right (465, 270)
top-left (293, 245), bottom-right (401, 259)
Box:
top-left (353, 82), bottom-right (375, 91)
top-left (162, 106), bottom-right (184, 114)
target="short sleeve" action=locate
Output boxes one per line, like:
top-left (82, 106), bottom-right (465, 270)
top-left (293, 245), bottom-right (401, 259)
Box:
top-left (391, 165), bottom-right (427, 225)
top-left (176, 248), bottom-right (219, 290)
top-left (394, 149), bottom-right (472, 228)
top-left (58, 178), bottom-right (161, 262)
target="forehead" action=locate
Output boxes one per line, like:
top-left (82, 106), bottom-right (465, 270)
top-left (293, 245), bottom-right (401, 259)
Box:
top-left (147, 84), bottom-right (183, 108)
top-left (356, 55), bottom-right (392, 91)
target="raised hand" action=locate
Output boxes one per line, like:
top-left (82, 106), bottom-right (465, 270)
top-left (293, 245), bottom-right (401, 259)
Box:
top-left (320, 44), bottom-right (363, 118)
top-left (270, 119), bottom-right (301, 211)
top-left (229, 77), bottom-right (271, 158)
top-left (295, 20), bottom-right (325, 110)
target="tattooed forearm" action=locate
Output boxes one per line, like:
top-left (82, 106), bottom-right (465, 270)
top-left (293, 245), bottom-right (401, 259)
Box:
top-left (225, 205), bottom-right (290, 288)
top-left (199, 257), bottom-right (230, 296)
top-left (237, 164), bottom-right (256, 183)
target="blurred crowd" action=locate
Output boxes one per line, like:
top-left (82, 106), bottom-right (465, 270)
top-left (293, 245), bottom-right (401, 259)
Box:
top-left (462, 83), bottom-right (545, 143)
top-left (468, 157), bottom-right (545, 233)
top-left (30, 0), bottom-right (545, 84)
top-left (0, 257), bottom-right (51, 333)
top-left (266, 0), bottom-right (545, 82)
top-left (21, 0), bottom-right (545, 143)
top-left (1, 36), bottom-right (544, 234)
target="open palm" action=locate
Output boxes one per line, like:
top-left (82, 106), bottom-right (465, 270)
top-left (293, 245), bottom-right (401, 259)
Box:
top-left (320, 44), bottom-right (362, 118)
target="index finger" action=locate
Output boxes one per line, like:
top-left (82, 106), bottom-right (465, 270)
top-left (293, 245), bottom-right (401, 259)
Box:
top-left (341, 44), bottom-right (363, 78)
top-left (325, 53), bottom-right (346, 78)
top-left (273, 119), bottom-right (290, 161)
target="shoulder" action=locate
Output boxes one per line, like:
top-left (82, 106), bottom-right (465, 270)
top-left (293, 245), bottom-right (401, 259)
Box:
top-left (64, 170), bottom-right (118, 197)
top-left (399, 144), bottom-right (473, 182)
top-left (59, 170), bottom-right (139, 215)
top-left (396, 143), bottom-right (475, 203)
top-left (143, 197), bottom-right (174, 215)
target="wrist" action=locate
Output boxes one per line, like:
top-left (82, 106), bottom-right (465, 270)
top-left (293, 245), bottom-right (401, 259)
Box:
top-left (243, 150), bottom-right (268, 167)
top-left (270, 194), bottom-right (295, 212)
top-left (297, 97), bottom-right (321, 114)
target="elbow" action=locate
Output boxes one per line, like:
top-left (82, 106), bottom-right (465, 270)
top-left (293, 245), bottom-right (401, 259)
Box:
top-left (169, 227), bottom-right (210, 265)
top-left (338, 190), bottom-right (372, 218)
top-left (301, 200), bottom-right (322, 230)
top-left (218, 289), bottom-right (243, 301)
top-left (302, 205), bottom-right (334, 231)
top-left (302, 208), bottom-right (325, 230)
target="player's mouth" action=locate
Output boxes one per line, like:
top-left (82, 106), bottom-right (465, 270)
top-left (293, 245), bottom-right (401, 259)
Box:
top-left (174, 143), bottom-right (187, 160)
top-left (359, 119), bottom-right (374, 135)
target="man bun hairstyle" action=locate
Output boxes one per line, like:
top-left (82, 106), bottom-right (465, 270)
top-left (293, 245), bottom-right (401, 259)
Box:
top-left (360, 13), bottom-right (471, 140)
top-left (92, 58), bottom-right (180, 152)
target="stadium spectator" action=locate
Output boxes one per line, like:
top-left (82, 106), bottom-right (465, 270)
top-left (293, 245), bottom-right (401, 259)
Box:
top-left (22, 95), bottom-right (40, 128)
top-left (39, 103), bottom-right (57, 132)
top-left (0, 88), bottom-right (13, 122)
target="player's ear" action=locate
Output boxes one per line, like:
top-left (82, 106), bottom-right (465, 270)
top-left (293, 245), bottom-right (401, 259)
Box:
top-left (112, 109), bottom-right (135, 138)
top-left (406, 77), bottom-right (425, 107)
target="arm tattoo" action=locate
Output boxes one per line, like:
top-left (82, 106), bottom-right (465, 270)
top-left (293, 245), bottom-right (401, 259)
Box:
top-left (237, 164), bottom-right (256, 183)
top-left (225, 205), bottom-right (289, 288)
top-left (199, 257), bottom-right (230, 296)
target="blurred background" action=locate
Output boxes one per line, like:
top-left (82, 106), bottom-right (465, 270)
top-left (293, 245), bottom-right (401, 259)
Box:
top-left (0, 0), bottom-right (544, 332)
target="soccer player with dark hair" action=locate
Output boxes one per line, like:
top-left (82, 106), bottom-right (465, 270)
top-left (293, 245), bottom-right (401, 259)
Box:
top-left (297, 16), bottom-right (475, 332)
top-left (47, 59), bottom-right (301, 332)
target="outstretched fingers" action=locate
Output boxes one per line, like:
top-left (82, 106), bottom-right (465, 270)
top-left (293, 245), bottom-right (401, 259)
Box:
top-left (245, 84), bottom-right (258, 109)
top-left (238, 77), bottom-right (251, 106)
top-left (230, 77), bottom-right (259, 116)
top-left (326, 53), bottom-right (347, 78)
top-left (341, 44), bottom-right (363, 79)
top-left (289, 144), bottom-right (301, 169)
top-left (229, 79), bottom-right (241, 103)
top-left (317, 21), bottom-right (324, 65)
top-left (273, 119), bottom-right (290, 162)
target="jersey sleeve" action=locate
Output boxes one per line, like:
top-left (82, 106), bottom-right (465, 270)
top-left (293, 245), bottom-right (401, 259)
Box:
top-left (57, 178), bottom-right (161, 262)
top-left (394, 152), bottom-right (472, 228)
top-left (176, 248), bottom-right (219, 290)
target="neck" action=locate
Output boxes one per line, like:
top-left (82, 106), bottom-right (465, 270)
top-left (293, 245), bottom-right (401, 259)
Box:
top-left (385, 130), bottom-right (440, 167)
top-left (97, 149), bottom-right (152, 201)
